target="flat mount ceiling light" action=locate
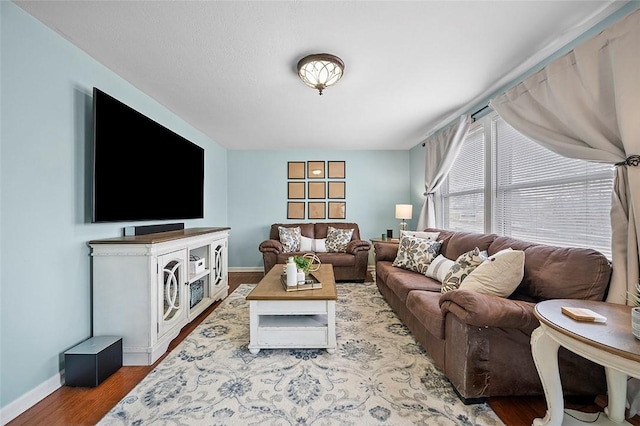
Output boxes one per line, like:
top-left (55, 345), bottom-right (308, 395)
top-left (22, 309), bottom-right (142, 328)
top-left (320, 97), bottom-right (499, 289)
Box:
top-left (297, 53), bottom-right (344, 95)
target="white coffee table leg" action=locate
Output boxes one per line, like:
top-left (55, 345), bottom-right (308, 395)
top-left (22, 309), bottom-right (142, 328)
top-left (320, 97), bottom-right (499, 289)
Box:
top-left (248, 301), bottom-right (260, 354)
top-left (531, 326), bottom-right (563, 426)
top-left (604, 367), bottom-right (628, 423)
top-left (326, 301), bottom-right (336, 354)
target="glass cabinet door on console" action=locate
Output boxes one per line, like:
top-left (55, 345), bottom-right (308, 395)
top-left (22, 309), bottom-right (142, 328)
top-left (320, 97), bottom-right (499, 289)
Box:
top-left (211, 239), bottom-right (228, 295)
top-left (158, 250), bottom-right (188, 338)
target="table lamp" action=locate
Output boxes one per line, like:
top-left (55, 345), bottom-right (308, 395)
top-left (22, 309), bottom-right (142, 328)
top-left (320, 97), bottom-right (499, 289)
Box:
top-left (395, 204), bottom-right (413, 233)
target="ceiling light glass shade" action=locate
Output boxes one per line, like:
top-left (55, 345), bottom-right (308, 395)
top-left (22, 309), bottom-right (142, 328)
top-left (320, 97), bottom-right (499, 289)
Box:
top-left (297, 53), bottom-right (344, 95)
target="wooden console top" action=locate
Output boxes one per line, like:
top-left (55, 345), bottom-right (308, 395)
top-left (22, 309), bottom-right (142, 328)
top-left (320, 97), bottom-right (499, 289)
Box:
top-left (89, 227), bottom-right (230, 245)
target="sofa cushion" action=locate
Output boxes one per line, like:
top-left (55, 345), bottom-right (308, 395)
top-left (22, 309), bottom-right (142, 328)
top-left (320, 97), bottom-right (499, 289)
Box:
top-left (459, 248), bottom-right (525, 298)
top-left (315, 252), bottom-right (355, 267)
top-left (278, 226), bottom-right (301, 252)
top-left (425, 254), bottom-right (456, 282)
top-left (489, 236), bottom-right (611, 301)
top-left (326, 226), bottom-right (354, 252)
top-left (441, 247), bottom-right (487, 294)
top-left (314, 222), bottom-right (361, 240)
top-left (426, 228), bottom-right (496, 261)
top-left (270, 223), bottom-right (315, 240)
top-left (406, 290), bottom-right (445, 339)
top-left (386, 267), bottom-right (441, 303)
top-left (392, 234), bottom-right (442, 274)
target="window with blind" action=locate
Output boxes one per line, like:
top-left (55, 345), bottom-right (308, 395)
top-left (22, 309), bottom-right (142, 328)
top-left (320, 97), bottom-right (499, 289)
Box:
top-left (441, 125), bottom-right (485, 233)
top-left (440, 112), bottom-right (614, 258)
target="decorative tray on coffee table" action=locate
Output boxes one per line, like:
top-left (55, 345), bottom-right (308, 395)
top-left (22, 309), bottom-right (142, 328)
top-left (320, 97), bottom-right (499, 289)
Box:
top-left (280, 273), bottom-right (323, 292)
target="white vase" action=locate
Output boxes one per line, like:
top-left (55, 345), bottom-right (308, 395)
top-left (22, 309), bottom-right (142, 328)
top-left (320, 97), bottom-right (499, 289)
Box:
top-left (632, 307), bottom-right (640, 340)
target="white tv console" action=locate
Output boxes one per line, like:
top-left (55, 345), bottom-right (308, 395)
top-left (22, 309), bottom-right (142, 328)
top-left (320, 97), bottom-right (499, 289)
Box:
top-left (89, 227), bottom-right (229, 366)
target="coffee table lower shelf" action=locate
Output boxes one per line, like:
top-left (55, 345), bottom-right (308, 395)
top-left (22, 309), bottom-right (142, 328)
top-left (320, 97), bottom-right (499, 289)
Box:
top-left (247, 300), bottom-right (336, 355)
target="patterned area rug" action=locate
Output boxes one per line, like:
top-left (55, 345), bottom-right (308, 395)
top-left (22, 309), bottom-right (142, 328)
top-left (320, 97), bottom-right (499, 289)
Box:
top-left (98, 283), bottom-right (504, 425)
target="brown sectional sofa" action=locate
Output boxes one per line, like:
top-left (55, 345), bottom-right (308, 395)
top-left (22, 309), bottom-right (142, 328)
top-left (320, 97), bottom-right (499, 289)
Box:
top-left (259, 222), bottom-right (371, 282)
top-left (375, 227), bottom-right (612, 403)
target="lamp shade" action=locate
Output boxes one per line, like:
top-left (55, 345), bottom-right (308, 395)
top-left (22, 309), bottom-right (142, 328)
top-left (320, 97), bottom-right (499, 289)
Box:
top-left (395, 204), bottom-right (413, 220)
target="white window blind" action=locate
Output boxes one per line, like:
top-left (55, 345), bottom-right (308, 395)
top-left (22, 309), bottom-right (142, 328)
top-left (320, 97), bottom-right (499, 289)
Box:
top-left (441, 125), bottom-right (485, 233)
top-left (493, 117), bottom-right (614, 258)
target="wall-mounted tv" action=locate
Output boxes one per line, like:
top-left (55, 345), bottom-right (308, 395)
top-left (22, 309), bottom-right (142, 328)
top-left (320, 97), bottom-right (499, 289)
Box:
top-left (92, 87), bottom-right (204, 223)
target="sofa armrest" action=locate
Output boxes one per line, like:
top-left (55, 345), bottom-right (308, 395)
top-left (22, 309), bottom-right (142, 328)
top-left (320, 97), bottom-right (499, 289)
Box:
top-left (258, 239), bottom-right (283, 254)
top-left (374, 242), bottom-right (399, 262)
top-left (439, 289), bottom-right (537, 330)
top-left (346, 240), bottom-right (371, 255)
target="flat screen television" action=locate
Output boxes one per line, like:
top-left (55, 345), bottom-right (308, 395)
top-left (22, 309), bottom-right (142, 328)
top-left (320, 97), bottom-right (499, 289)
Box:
top-left (92, 87), bottom-right (204, 223)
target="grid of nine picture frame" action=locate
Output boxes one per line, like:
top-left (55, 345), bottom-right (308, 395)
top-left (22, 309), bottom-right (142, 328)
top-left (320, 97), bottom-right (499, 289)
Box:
top-left (287, 161), bottom-right (346, 220)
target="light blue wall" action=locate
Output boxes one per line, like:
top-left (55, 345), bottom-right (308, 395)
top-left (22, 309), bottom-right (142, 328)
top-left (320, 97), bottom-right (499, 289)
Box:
top-left (227, 150), bottom-right (410, 269)
top-left (0, 2), bottom-right (227, 409)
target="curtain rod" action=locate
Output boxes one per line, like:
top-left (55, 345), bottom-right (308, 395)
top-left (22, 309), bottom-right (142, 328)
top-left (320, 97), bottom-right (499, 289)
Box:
top-left (422, 105), bottom-right (489, 146)
top-left (471, 104), bottom-right (489, 121)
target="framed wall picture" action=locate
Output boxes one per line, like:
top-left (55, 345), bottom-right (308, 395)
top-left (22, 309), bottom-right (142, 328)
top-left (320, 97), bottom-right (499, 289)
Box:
top-left (328, 161), bottom-right (346, 179)
top-left (288, 182), bottom-right (305, 199)
top-left (328, 181), bottom-right (345, 199)
top-left (328, 201), bottom-right (346, 219)
top-left (287, 202), bottom-right (305, 219)
top-left (308, 182), bottom-right (326, 199)
top-left (288, 161), bottom-right (305, 179)
top-left (307, 161), bottom-right (325, 179)
top-left (308, 202), bottom-right (326, 219)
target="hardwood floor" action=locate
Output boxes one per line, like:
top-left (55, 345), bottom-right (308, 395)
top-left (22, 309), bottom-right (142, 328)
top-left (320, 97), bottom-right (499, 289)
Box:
top-left (8, 271), bottom-right (639, 425)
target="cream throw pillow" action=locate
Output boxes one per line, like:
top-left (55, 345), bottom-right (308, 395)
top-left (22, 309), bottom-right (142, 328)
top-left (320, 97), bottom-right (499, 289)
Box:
top-left (459, 248), bottom-right (525, 297)
top-left (400, 230), bottom-right (440, 241)
top-left (300, 236), bottom-right (327, 252)
top-left (300, 236), bottom-right (313, 252)
top-left (425, 254), bottom-right (455, 282)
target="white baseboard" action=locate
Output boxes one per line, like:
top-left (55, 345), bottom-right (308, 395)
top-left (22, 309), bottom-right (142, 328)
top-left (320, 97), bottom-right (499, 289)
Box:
top-left (228, 266), bottom-right (263, 273)
top-left (1, 371), bottom-right (64, 425)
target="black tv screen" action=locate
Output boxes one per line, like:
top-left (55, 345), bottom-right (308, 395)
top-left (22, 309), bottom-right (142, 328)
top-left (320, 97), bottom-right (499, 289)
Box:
top-left (92, 88), bottom-right (204, 223)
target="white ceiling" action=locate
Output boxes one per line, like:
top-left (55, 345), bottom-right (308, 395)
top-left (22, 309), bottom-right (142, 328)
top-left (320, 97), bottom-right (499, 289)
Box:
top-left (15, 1), bottom-right (627, 150)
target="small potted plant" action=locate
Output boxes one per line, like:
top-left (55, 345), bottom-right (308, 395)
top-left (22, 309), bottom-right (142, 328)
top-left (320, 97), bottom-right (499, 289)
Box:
top-left (293, 255), bottom-right (312, 275)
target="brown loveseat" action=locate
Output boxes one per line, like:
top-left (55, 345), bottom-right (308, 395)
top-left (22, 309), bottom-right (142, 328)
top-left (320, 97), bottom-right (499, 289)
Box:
top-left (259, 222), bottom-right (371, 282)
top-left (375, 227), bottom-right (612, 403)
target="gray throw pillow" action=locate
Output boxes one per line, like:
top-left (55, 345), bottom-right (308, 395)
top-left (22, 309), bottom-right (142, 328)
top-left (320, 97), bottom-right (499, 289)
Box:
top-left (278, 226), bottom-right (301, 253)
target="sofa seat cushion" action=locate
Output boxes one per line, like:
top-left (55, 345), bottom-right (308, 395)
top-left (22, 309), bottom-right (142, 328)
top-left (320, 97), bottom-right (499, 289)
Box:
top-left (385, 267), bottom-right (441, 303)
top-left (406, 290), bottom-right (445, 339)
top-left (315, 252), bottom-right (355, 267)
top-left (375, 260), bottom-right (396, 283)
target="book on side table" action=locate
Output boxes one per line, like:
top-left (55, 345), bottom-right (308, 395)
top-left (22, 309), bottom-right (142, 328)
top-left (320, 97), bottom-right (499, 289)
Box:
top-left (561, 306), bottom-right (607, 323)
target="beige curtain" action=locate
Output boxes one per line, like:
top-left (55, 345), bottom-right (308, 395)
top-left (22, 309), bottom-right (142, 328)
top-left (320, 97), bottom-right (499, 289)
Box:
top-left (416, 115), bottom-right (471, 231)
top-left (490, 8), bottom-right (640, 305)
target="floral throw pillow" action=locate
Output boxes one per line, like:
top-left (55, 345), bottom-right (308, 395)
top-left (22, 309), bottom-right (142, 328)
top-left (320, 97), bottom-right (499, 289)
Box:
top-left (392, 234), bottom-right (442, 274)
top-left (325, 226), bottom-right (354, 253)
top-left (441, 247), bottom-right (488, 294)
top-left (278, 226), bottom-right (301, 253)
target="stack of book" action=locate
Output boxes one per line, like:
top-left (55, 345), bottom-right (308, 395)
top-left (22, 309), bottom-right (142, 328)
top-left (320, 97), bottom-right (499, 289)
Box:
top-left (280, 273), bottom-right (323, 292)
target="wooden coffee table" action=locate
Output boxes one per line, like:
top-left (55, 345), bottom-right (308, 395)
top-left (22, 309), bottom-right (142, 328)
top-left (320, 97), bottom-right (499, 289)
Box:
top-left (246, 264), bottom-right (338, 354)
top-left (532, 299), bottom-right (640, 426)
